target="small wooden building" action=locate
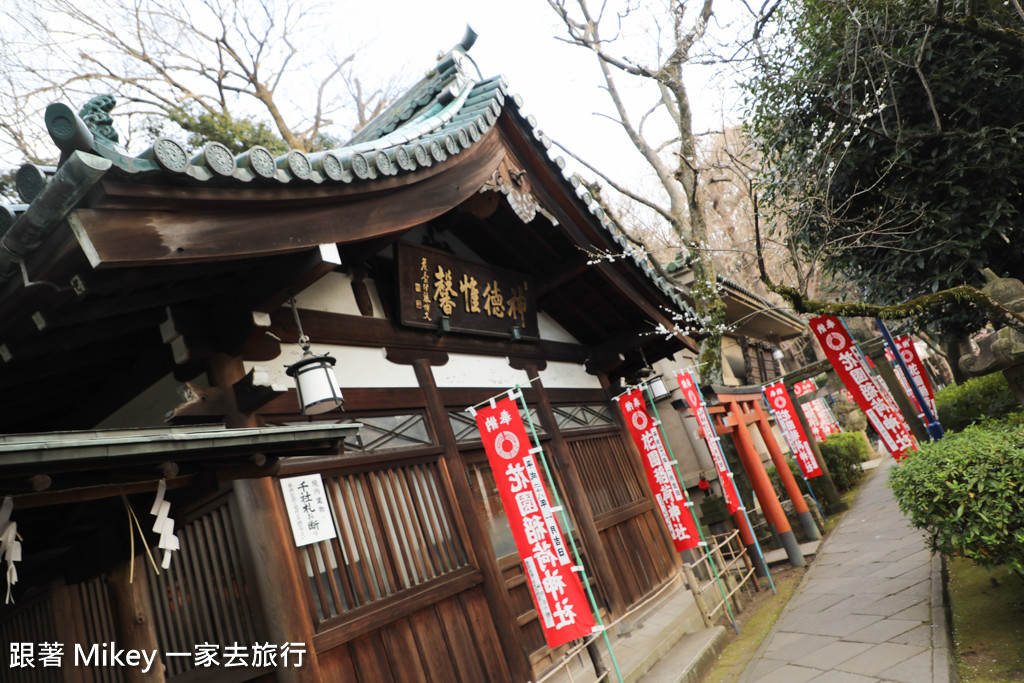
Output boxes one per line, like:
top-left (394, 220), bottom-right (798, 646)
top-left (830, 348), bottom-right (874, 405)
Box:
top-left (0, 31), bottom-right (711, 683)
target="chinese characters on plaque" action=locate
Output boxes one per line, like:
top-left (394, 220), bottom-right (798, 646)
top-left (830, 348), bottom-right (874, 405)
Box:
top-left (398, 243), bottom-right (538, 338)
top-left (280, 474), bottom-right (337, 547)
top-left (675, 370), bottom-right (742, 513)
top-left (617, 389), bottom-right (700, 551)
top-left (474, 397), bottom-right (593, 648)
top-left (809, 315), bottom-right (916, 460)
top-left (764, 381), bottom-right (823, 479)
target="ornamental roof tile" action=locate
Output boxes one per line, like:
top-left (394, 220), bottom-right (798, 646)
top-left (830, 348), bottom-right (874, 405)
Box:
top-left (4, 27), bottom-right (698, 325)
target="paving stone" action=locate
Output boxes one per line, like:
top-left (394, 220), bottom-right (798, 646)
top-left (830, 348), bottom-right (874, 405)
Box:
top-left (877, 650), bottom-right (933, 683)
top-left (750, 664), bottom-right (823, 683)
top-left (763, 633), bottom-right (837, 662)
top-left (852, 592), bottom-right (927, 617)
top-left (889, 602), bottom-right (930, 622)
top-left (736, 458), bottom-right (952, 683)
top-left (789, 592), bottom-right (854, 615)
top-left (843, 618), bottom-right (921, 644)
top-left (806, 671), bottom-right (882, 683)
top-left (746, 657), bottom-right (789, 680)
top-left (835, 643), bottom-right (927, 677)
top-left (778, 612), bottom-right (882, 638)
top-left (889, 625), bottom-right (932, 647)
top-left (792, 641), bottom-right (874, 670)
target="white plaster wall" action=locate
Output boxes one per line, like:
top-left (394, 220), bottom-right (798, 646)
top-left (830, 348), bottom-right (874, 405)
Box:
top-left (537, 361), bottom-right (602, 389)
top-left (247, 344), bottom-right (419, 388)
top-left (295, 271), bottom-right (386, 319)
top-left (536, 312), bottom-right (578, 344)
top-left (432, 353), bottom-right (531, 388)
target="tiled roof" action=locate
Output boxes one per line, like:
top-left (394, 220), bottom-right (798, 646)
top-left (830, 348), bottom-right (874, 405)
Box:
top-left (5, 27), bottom-right (698, 324)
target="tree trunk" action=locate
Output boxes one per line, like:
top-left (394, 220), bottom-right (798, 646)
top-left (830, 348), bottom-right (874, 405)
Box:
top-left (943, 335), bottom-right (968, 385)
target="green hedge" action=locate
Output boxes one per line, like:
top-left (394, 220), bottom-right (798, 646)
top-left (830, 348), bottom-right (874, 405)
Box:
top-left (818, 431), bottom-right (873, 491)
top-left (889, 413), bottom-right (1024, 576)
top-left (935, 372), bottom-right (1018, 432)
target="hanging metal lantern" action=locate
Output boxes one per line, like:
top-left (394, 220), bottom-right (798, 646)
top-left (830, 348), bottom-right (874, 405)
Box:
top-left (284, 299), bottom-right (343, 415)
top-left (648, 374), bottom-right (671, 400)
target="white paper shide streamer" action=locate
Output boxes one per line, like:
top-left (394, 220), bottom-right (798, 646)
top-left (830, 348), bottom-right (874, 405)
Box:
top-left (0, 496), bottom-right (21, 603)
top-left (149, 480), bottom-right (180, 569)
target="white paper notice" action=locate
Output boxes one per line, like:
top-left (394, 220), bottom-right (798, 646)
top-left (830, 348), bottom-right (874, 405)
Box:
top-left (280, 474), bottom-right (337, 547)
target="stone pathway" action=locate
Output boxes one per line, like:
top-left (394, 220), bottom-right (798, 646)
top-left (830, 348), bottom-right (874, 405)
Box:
top-left (738, 457), bottom-right (955, 683)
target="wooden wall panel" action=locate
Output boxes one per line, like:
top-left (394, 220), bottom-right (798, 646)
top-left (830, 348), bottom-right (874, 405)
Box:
top-left (350, 633), bottom-right (395, 683)
top-left (568, 433), bottom-right (677, 608)
top-left (408, 608), bottom-right (459, 682)
top-left (317, 643), bottom-right (358, 682)
top-left (459, 590), bottom-right (513, 683)
top-left (436, 596), bottom-right (488, 683)
top-left (316, 587), bottom-right (511, 683)
top-left (601, 511), bottom-right (676, 605)
top-left (380, 620), bottom-right (428, 682)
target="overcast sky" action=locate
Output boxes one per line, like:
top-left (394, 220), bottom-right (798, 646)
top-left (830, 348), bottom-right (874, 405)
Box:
top-left (1, 0), bottom-right (748, 191)
top-left (344, 1), bottom-right (745, 182)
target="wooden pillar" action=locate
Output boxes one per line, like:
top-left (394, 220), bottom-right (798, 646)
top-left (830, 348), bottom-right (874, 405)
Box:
top-left (208, 353), bottom-right (322, 682)
top-left (106, 558), bottom-right (166, 683)
top-left (751, 402), bottom-right (820, 541)
top-left (528, 368), bottom-right (629, 617)
top-left (785, 383), bottom-right (842, 509)
top-left (50, 583), bottom-right (86, 683)
top-left (413, 359), bottom-right (533, 683)
top-left (725, 401), bottom-right (804, 567)
top-left (207, 353), bottom-right (260, 429)
top-left (234, 478), bottom-right (324, 683)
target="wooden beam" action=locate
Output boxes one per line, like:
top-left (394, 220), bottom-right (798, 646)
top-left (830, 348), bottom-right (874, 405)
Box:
top-left (233, 367), bottom-right (289, 414)
top-left (497, 117), bottom-right (697, 354)
top-left (269, 309), bottom-right (590, 365)
top-left (166, 382), bottom-right (229, 424)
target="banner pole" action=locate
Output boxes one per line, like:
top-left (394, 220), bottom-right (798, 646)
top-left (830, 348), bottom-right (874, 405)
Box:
top-left (641, 381), bottom-right (739, 633)
top-left (875, 320), bottom-right (945, 441)
top-left (760, 387), bottom-right (826, 520)
top-left (679, 369), bottom-right (776, 594)
top-left (514, 386), bottom-right (625, 683)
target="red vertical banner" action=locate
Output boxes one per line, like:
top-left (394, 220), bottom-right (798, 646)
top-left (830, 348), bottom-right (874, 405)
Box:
top-left (894, 335), bottom-right (938, 419)
top-left (809, 315), bottom-right (917, 460)
top-left (764, 381), bottom-right (823, 478)
top-left (617, 388), bottom-right (701, 551)
top-left (886, 347), bottom-right (923, 415)
top-left (792, 379), bottom-right (840, 439)
top-left (676, 370), bottom-right (742, 513)
top-left (792, 379), bottom-right (817, 397)
top-left (474, 397), bottom-right (594, 648)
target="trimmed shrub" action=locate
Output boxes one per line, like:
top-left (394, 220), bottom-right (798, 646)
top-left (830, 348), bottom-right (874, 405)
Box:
top-left (818, 431), bottom-right (873, 491)
top-left (889, 413), bottom-right (1024, 576)
top-left (934, 372), bottom-right (1018, 432)
top-left (831, 394), bottom-right (867, 432)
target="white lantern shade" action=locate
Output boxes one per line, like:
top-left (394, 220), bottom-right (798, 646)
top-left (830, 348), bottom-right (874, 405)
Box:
top-left (649, 375), bottom-right (670, 400)
top-left (286, 353), bottom-right (344, 415)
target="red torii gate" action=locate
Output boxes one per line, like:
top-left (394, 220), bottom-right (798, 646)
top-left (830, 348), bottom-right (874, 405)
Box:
top-left (705, 390), bottom-right (821, 568)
